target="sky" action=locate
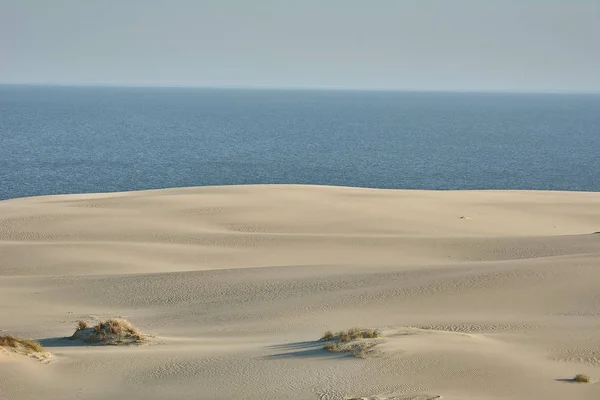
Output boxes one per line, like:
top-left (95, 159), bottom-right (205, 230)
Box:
top-left (1, 0), bottom-right (599, 92)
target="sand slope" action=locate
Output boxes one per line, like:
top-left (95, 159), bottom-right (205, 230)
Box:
top-left (1, 185), bottom-right (599, 399)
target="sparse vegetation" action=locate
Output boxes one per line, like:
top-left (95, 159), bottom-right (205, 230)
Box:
top-left (573, 374), bottom-right (592, 383)
top-left (0, 335), bottom-right (44, 354)
top-left (76, 320), bottom-right (88, 331)
top-left (323, 342), bottom-right (339, 352)
top-left (324, 340), bottom-right (374, 358)
top-left (352, 342), bottom-right (371, 359)
top-left (339, 331), bottom-right (351, 343)
top-left (320, 328), bottom-right (382, 358)
top-left (320, 328), bottom-right (381, 342)
top-left (71, 319), bottom-right (145, 345)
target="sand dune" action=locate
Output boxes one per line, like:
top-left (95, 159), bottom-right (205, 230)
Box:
top-left (1, 185), bottom-right (599, 399)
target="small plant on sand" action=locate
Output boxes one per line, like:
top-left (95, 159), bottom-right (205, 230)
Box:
top-left (354, 328), bottom-right (380, 339)
top-left (320, 328), bottom-right (381, 342)
top-left (320, 328), bottom-right (382, 358)
top-left (71, 319), bottom-right (145, 345)
top-left (76, 320), bottom-right (88, 331)
top-left (338, 331), bottom-right (351, 343)
top-left (0, 335), bottom-right (44, 354)
top-left (323, 342), bottom-right (340, 352)
top-left (573, 374), bottom-right (592, 383)
top-left (324, 340), bottom-right (374, 358)
top-left (352, 342), bottom-right (371, 359)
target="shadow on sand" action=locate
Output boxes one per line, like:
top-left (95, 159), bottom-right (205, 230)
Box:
top-left (37, 336), bottom-right (98, 348)
top-left (554, 378), bottom-right (591, 384)
top-left (264, 340), bottom-right (348, 360)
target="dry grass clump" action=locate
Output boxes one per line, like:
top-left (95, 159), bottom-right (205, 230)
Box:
top-left (0, 335), bottom-right (45, 354)
top-left (320, 328), bottom-right (382, 358)
top-left (320, 328), bottom-right (381, 342)
top-left (339, 331), bottom-right (351, 343)
top-left (573, 374), bottom-right (593, 383)
top-left (76, 320), bottom-right (88, 331)
top-left (323, 342), bottom-right (339, 352)
top-left (323, 340), bottom-right (374, 358)
top-left (350, 342), bottom-right (372, 359)
top-left (71, 319), bottom-right (145, 345)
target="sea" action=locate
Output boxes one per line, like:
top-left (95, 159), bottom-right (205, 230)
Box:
top-left (1, 85), bottom-right (599, 200)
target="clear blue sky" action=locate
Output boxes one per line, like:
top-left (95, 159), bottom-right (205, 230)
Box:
top-left (1, 0), bottom-right (599, 92)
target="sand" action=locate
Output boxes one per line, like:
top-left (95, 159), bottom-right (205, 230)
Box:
top-left (1, 184), bottom-right (599, 400)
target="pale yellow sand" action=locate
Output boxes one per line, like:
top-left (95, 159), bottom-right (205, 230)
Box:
top-left (1, 185), bottom-right (599, 400)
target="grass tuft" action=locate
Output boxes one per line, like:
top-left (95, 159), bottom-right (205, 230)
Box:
top-left (323, 342), bottom-right (339, 352)
top-left (319, 331), bottom-right (335, 341)
top-left (320, 328), bottom-right (382, 358)
top-left (573, 374), bottom-right (592, 383)
top-left (71, 319), bottom-right (145, 345)
top-left (0, 335), bottom-right (44, 354)
top-left (76, 320), bottom-right (88, 331)
top-left (320, 328), bottom-right (382, 344)
top-left (338, 332), bottom-right (351, 343)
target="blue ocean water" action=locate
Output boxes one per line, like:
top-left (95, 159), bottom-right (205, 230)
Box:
top-left (1, 85), bottom-right (599, 200)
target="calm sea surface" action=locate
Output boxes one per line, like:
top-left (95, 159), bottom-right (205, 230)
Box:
top-left (1, 85), bottom-right (599, 200)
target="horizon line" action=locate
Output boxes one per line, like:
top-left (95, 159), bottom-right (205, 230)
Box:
top-left (1, 81), bottom-right (600, 95)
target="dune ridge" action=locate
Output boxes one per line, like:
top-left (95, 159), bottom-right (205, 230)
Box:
top-left (1, 185), bottom-right (599, 399)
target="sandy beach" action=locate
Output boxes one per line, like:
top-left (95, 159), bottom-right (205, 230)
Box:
top-left (1, 184), bottom-right (599, 400)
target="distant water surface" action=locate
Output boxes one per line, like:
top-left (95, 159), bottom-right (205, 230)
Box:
top-left (1, 85), bottom-right (599, 200)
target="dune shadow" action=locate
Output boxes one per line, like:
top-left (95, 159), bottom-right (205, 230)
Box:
top-left (555, 378), bottom-right (579, 383)
top-left (264, 340), bottom-right (348, 360)
top-left (38, 336), bottom-right (98, 348)
top-left (266, 340), bottom-right (319, 351)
